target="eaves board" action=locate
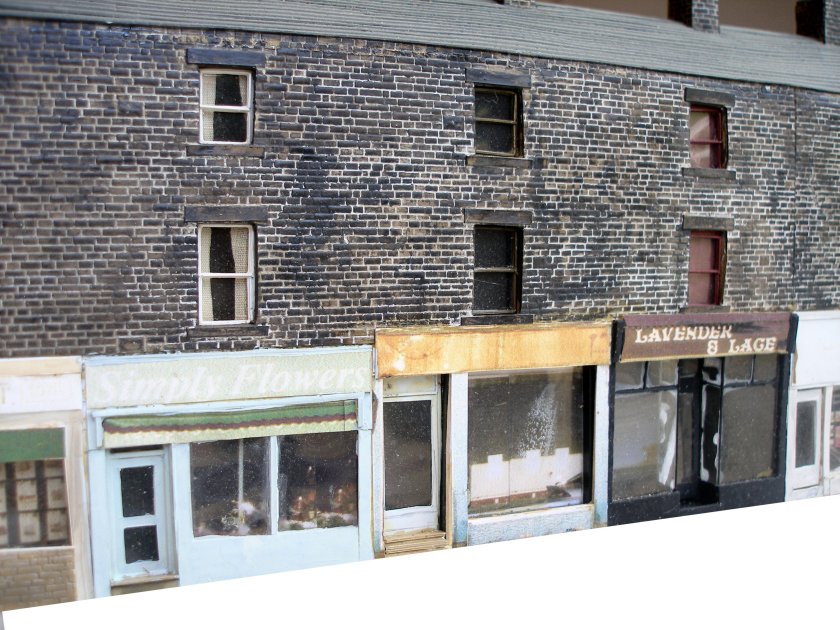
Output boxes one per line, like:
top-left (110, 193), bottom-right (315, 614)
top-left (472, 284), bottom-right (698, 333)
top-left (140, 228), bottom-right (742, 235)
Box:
top-left (1, 0), bottom-right (839, 93)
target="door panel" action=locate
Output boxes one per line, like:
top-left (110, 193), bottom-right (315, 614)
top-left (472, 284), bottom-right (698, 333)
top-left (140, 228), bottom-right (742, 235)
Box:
top-left (792, 390), bottom-right (822, 490)
top-left (383, 384), bottom-right (441, 533)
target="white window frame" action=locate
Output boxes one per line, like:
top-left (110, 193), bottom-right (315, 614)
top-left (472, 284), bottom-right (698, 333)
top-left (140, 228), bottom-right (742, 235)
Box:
top-left (382, 376), bottom-right (442, 534)
top-left (197, 223), bottom-right (255, 325)
top-left (199, 68), bottom-right (253, 145)
top-left (108, 450), bottom-right (175, 582)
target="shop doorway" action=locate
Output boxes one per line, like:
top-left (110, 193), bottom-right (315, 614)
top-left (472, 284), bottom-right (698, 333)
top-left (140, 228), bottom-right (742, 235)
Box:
top-left (381, 376), bottom-right (447, 554)
top-left (791, 389), bottom-right (822, 490)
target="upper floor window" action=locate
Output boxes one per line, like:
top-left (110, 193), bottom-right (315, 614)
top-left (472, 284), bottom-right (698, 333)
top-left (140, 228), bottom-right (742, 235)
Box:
top-left (688, 231), bottom-right (725, 306)
top-left (199, 69), bottom-right (253, 145)
top-left (473, 225), bottom-right (522, 314)
top-left (689, 105), bottom-right (727, 169)
top-left (474, 87), bottom-right (522, 157)
top-left (198, 224), bottom-right (255, 325)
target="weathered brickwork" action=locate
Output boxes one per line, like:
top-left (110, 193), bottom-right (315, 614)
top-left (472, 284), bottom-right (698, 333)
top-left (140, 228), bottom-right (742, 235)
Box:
top-left (669, 0), bottom-right (719, 32)
top-left (0, 18), bottom-right (838, 357)
top-left (793, 90), bottom-right (840, 308)
top-left (826, 0), bottom-right (840, 44)
top-left (0, 548), bottom-right (76, 611)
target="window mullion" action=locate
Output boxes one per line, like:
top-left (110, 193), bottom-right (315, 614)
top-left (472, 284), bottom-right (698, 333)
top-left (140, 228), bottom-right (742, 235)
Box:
top-left (269, 437), bottom-right (279, 535)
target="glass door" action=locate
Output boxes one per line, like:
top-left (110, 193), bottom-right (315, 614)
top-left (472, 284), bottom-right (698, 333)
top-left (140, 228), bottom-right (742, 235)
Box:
top-left (792, 389), bottom-right (822, 490)
top-left (383, 379), bottom-right (441, 533)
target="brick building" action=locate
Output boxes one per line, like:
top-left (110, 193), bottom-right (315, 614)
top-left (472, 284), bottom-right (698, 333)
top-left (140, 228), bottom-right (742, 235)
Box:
top-left (0, 0), bottom-right (838, 608)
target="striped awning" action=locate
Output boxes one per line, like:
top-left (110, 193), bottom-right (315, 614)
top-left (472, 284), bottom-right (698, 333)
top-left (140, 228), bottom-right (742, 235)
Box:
top-left (102, 400), bottom-right (358, 448)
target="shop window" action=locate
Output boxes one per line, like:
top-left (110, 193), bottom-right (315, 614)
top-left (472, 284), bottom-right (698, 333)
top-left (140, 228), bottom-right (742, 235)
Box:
top-left (198, 224), bottom-right (255, 325)
top-left (473, 226), bottom-right (522, 314)
top-left (191, 438), bottom-right (270, 537)
top-left (474, 87), bottom-right (522, 157)
top-left (277, 432), bottom-right (358, 530)
top-left (199, 69), bottom-right (253, 144)
top-left (468, 368), bottom-right (590, 516)
top-left (613, 360), bottom-right (679, 500)
top-left (190, 433), bottom-right (357, 537)
top-left (613, 355), bottom-right (779, 503)
top-left (688, 231), bottom-right (725, 306)
top-left (689, 105), bottom-right (727, 169)
top-left (1, 460), bottom-right (69, 548)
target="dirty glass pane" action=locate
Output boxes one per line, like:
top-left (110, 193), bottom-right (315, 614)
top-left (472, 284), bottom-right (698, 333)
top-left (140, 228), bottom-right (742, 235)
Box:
top-left (647, 360), bottom-right (679, 388)
top-left (700, 384), bottom-right (721, 484)
top-left (689, 109), bottom-right (713, 142)
top-left (690, 144), bottom-right (713, 169)
top-left (719, 384), bottom-right (776, 483)
top-left (468, 369), bottom-right (585, 515)
top-left (831, 388), bottom-right (840, 472)
top-left (724, 355), bottom-right (752, 383)
top-left (475, 122), bottom-right (515, 154)
top-left (191, 438), bottom-right (270, 537)
top-left (475, 228), bottom-right (515, 269)
top-left (474, 272), bottom-right (514, 312)
top-left (277, 432), bottom-right (358, 530)
top-left (676, 390), bottom-right (696, 487)
top-left (795, 400), bottom-right (817, 468)
top-left (688, 272), bottom-right (716, 305)
top-left (702, 358), bottom-right (723, 385)
top-left (689, 235), bottom-right (719, 271)
top-left (210, 111), bottom-right (247, 143)
top-left (753, 354), bottom-right (778, 382)
top-left (384, 400), bottom-right (432, 511)
top-left (475, 90), bottom-right (515, 121)
top-left (124, 526), bottom-right (159, 564)
top-left (213, 74), bottom-right (246, 106)
top-left (120, 466), bottom-right (154, 518)
top-left (613, 390), bottom-right (677, 500)
top-left (208, 227), bottom-right (235, 273)
top-left (615, 362), bottom-right (645, 391)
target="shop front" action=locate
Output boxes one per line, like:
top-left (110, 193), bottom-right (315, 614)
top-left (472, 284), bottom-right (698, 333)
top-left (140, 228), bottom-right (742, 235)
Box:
top-left (84, 348), bottom-right (373, 597)
top-left (374, 321), bottom-right (612, 554)
top-left (787, 311), bottom-right (840, 500)
top-left (609, 312), bottom-right (797, 525)
top-left (0, 357), bottom-right (91, 610)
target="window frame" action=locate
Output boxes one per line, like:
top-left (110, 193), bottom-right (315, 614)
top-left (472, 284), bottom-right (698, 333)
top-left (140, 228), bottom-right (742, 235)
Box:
top-left (197, 223), bottom-right (256, 326)
top-left (688, 104), bottom-right (727, 169)
top-left (108, 450), bottom-right (174, 581)
top-left (1, 459), bottom-right (70, 549)
top-left (199, 68), bottom-right (254, 146)
top-left (688, 230), bottom-right (725, 307)
top-left (189, 432), bottom-right (360, 539)
top-left (474, 86), bottom-right (522, 158)
top-left (473, 225), bottom-right (523, 315)
top-left (467, 367), bottom-right (593, 517)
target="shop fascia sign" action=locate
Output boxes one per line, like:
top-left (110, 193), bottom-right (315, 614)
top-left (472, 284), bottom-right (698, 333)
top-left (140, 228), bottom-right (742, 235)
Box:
top-left (619, 312), bottom-right (792, 362)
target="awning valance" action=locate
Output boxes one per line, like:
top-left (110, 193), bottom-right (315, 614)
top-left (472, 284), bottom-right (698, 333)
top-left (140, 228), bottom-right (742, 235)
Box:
top-left (102, 400), bottom-right (358, 448)
top-left (0, 429), bottom-right (64, 463)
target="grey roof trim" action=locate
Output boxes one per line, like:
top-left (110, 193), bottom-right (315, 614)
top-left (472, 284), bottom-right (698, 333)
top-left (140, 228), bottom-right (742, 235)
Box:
top-left (1, 0), bottom-right (839, 93)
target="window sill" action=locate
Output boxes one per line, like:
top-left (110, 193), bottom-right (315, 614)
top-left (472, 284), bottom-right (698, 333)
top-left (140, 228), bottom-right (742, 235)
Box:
top-left (680, 305), bottom-right (732, 314)
top-left (187, 144), bottom-right (266, 158)
top-left (187, 324), bottom-right (269, 339)
top-left (682, 167), bottom-right (736, 180)
top-left (462, 313), bottom-right (534, 326)
top-left (466, 155), bottom-right (532, 169)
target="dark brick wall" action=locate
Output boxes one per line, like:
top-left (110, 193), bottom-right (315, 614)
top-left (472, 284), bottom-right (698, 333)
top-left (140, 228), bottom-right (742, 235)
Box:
top-left (827, 0), bottom-right (840, 44)
top-left (669, 0), bottom-right (719, 32)
top-left (793, 90), bottom-right (840, 308)
top-left (0, 18), bottom-right (837, 357)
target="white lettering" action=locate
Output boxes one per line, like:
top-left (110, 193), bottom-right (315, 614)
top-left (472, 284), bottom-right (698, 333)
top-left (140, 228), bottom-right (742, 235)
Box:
top-left (707, 339), bottom-right (718, 355)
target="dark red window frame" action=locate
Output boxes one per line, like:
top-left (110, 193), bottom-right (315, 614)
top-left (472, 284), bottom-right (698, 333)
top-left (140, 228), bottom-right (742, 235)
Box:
top-left (689, 105), bottom-right (727, 169)
top-left (688, 231), bottom-right (725, 306)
